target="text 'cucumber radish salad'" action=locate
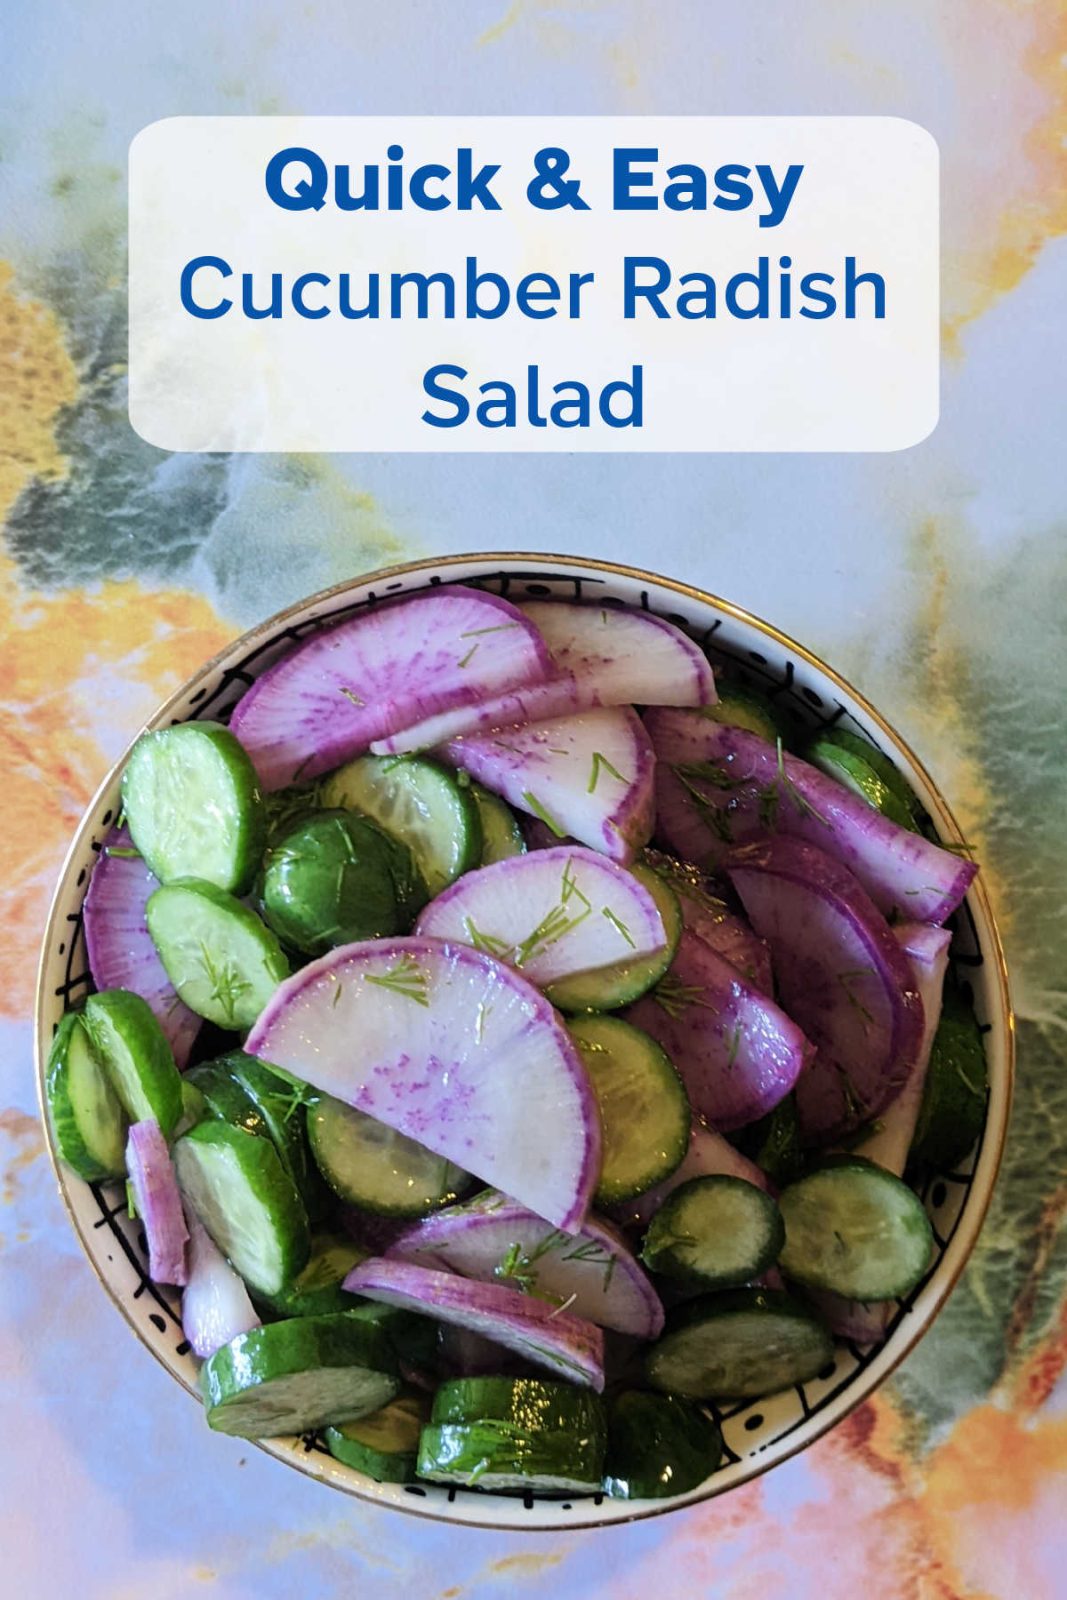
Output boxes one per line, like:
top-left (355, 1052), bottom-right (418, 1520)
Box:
top-left (47, 585), bottom-right (987, 1501)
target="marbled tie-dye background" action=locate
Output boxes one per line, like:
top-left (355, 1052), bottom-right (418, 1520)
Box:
top-left (2, 3), bottom-right (1065, 1595)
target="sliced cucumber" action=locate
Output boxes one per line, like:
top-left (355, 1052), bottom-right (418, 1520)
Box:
top-left (223, 1052), bottom-right (326, 1221)
top-left (321, 755), bottom-right (481, 895)
top-left (122, 721), bottom-right (266, 894)
top-left (566, 1015), bottom-right (689, 1204)
top-left (173, 1120), bottom-right (310, 1296)
top-left (646, 1288), bottom-right (834, 1400)
top-left (702, 685), bottom-right (789, 745)
top-left (45, 1013), bottom-right (128, 1181)
top-left (547, 863), bottom-right (681, 1013)
top-left (185, 1061), bottom-right (271, 1138)
top-left (200, 1313), bottom-right (398, 1437)
top-left (731, 1093), bottom-right (805, 1189)
top-left (256, 1233), bottom-right (369, 1319)
top-left (417, 1419), bottom-right (605, 1494)
top-left (349, 1301), bottom-right (440, 1374)
top-left (146, 879), bottom-right (289, 1032)
top-left (260, 810), bottom-right (423, 955)
top-left (641, 1176), bottom-right (785, 1289)
top-left (175, 1079), bottom-right (209, 1138)
top-left (778, 1159), bottom-right (933, 1300)
top-left (430, 1376), bottom-right (606, 1441)
top-left (471, 784), bottom-right (526, 865)
top-left (909, 991), bottom-right (988, 1171)
top-left (603, 1391), bottom-right (722, 1499)
top-left (307, 1092), bottom-right (472, 1216)
top-left (82, 989), bottom-right (183, 1139)
top-left (806, 729), bottom-right (917, 832)
top-left (325, 1389), bottom-right (431, 1481)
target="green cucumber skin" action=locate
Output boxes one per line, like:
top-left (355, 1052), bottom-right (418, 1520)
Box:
top-left (45, 1013), bottom-right (128, 1181)
top-left (646, 1288), bottom-right (834, 1401)
top-left (82, 989), bottom-right (183, 1139)
top-left (777, 1159), bottom-right (934, 1301)
top-left (416, 1420), bottom-right (605, 1493)
top-left (324, 1391), bottom-right (430, 1482)
top-left (146, 879), bottom-right (290, 1033)
top-left (547, 864), bottom-right (682, 1014)
top-left (566, 1014), bottom-right (690, 1205)
top-left (806, 734), bottom-right (916, 832)
top-left (200, 1313), bottom-right (399, 1438)
top-left (255, 1233), bottom-right (368, 1319)
top-left (430, 1377), bottom-right (607, 1444)
top-left (260, 810), bottom-right (417, 955)
top-left (322, 755), bottom-right (481, 896)
top-left (471, 786), bottom-right (526, 865)
top-left (122, 721), bottom-right (266, 895)
top-left (731, 1094), bottom-right (805, 1189)
top-left (808, 728), bottom-right (918, 822)
top-left (909, 995), bottom-right (988, 1172)
top-left (701, 687), bottom-right (789, 746)
top-left (603, 1391), bottom-right (723, 1499)
top-left (173, 1120), bottom-right (310, 1296)
top-left (185, 1062), bottom-right (270, 1138)
top-left (223, 1053), bottom-right (329, 1223)
top-left (641, 1175), bottom-right (785, 1290)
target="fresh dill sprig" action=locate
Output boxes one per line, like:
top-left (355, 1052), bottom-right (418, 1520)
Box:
top-left (456, 643), bottom-right (479, 669)
top-left (104, 846), bottom-right (141, 860)
top-left (601, 906), bottom-right (636, 948)
top-left (588, 750), bottom-right (626, 794)
top-left (653, 974), bottom-right (718, 1020)
top-left (366, 953), bottom-right (431, 1007)
top-left (522, 791), bottom-right (567, 838)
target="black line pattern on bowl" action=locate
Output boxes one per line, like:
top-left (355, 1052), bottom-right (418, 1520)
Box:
top-left (44, 562), bottom-right (994, 1518)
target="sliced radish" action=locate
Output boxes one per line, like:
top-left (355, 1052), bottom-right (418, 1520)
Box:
top-left (645, 850), bottom-right (772, 993)
top-left (229, 587), bottom-right (552, 791)
top-left (608, 1124), bottom-right (772, 1233)
top-left (414, 846), bottom-right (667, 988)
top-left (810, 923), bottom-right (950, 1347)
top-left (727, 836), bottom-right (925, 1144)
top-left (372, 602), bottom-right (715, 754)
top-left (181, 1206), bottom-right (261, 1358)
top-left (344, 1258), bottom-right (605, 1390)
top-left (388, 1191), bottom-right (663, 1339)
top-left (125, 1119), bottom-right (189, 1285)
top-left (441, 708), bottom-right (655, 865)
top-left (83, 828), bottom-right (200, 1068)
top-left (646, 711), bottom-right (976, 925)
top-left (246, 937), bottom-right (600, 1232)
top-left (627, 929), bottom-right (811, 1132)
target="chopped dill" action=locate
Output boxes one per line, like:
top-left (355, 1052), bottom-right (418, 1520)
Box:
top-left (601, 906), bottom-right (636, 948)
top-left (366, 953), bottom-right (431, 1007)
top-left (522, 791), bottom-right (567, 838)
top-left (338, 686), bottom-right (365, 707)
top-left (588, 750), bottom-right (626, 794)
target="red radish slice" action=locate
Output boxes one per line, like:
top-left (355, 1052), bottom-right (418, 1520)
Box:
top-left (727, 837), bottom-right (925, 1144)
top-left (646, 711), bottom-right (976, 925)
top-left (811, 922), bottom-right (950, 1346)
top-left (229, 587), bottom-right (552, 791)
top-left (628, 929), bottom-right (812, 1132)
top-left (181, 1206), bottom-right (261, 1357)
top-left (414, 846), bottom-right (667, 989)
top-left (388, 1191), bottom-right (663, 1338)
top-left (372, 602), bottom-right (715, 754)
top-left (84, 828), bottom-right (200, 1068)
top-left (441, 708), bottom-right (655, 865)
top-left (344, 1258), bottom-right (605, 1390)
top-left (644, 850), bottom-right (772, 993)
top-left (125, 1119), bottom-right (189, 1285)
top-left (246, 937), bottom-right (600, 1232)
top-left (608, 1124), bottom-right (772, 1233)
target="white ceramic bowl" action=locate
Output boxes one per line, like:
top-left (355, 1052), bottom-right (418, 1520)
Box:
top-left (36, 553), bottom-right (1013, 1530)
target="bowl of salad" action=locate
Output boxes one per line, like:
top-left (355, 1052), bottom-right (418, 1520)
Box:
top-left (36, 552), bottom-right (1012, 1529)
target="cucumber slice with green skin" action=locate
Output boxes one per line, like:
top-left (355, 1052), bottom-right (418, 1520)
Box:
top-left (260, 810), bottom-right (423, 955)
top-left (325, 1389), bottom-right (430, 1482)
top-left (731, 1093), bottom-right (806, 1189)
top-left (909, 992), bottom-right (988, 1171)
top-left (471, 785), bottom-right (526, 865)
top-left (646, 1288), bottom-right (834, 1400)
top-left (200, 1313), bottom-right (399, 1437)
top-left (321, 755), bottom-right (481, 896)
top-left (603, 1390), bottom-right (722, 1499)
top-left (641, 1176), bottom-right (785, 1289)
top-left (256, 1232), bottom-right (369, 1319)
top-left (308, 1093), bottom-right (473, 1216)
top-left (566, 1016), bottom-right (689, 1204)
top-left (778, 1158), bottom-right (933, 1300)
top-left (806, 732), bottom-right (916, 832)
top-left (122, 721), bottom-right (266, 894)
top-left (430, 1377), bottom-right (606, 1441)
top-left (82, 989), bottom-right (183, 1140)
top-left (701, 685), bottom-right (789, 745)
top-left (45, 1013), bottom-right (128, 1180)
top-left (175, 1079), bottom-right (209, 1139)
top-left (185, 1062), bottom-right (271, 1138)
top-left (223, 1053), bottom-right (327, 1222)
top-left (146, 879), bottom-right (289, 1032)
top-left (809, 728), bottom-right (918, 823)
top-left (547, 863), bottom-right (682, 1013)
top-left (349, 1301), bottom-right (440, 1373)
top-left (173, 1120), bottom-right (310, 1296)
top-left (417, 1419), bottom-right (606, 1494)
